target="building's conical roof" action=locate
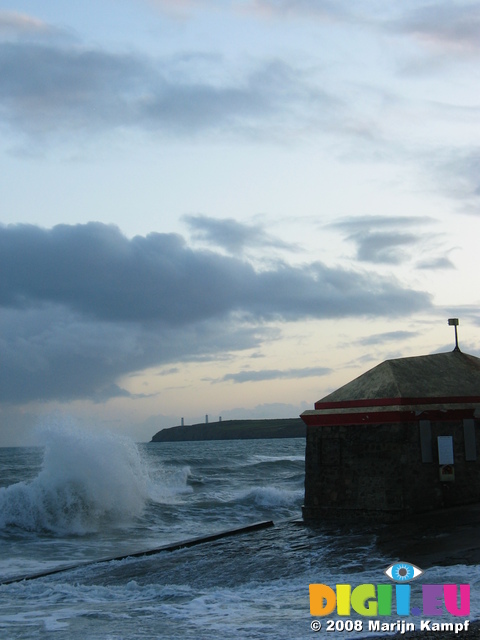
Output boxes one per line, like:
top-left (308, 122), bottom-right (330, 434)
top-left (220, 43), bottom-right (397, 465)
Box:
top-left (316, 351), bottom-right (480, 407)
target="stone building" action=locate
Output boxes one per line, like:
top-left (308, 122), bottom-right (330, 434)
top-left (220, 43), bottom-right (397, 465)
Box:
top-left (301, 350), bottom-right (480, 521)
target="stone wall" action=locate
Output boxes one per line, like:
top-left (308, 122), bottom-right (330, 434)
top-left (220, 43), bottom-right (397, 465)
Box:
top-left (303, 419), bottom-right (480, 521)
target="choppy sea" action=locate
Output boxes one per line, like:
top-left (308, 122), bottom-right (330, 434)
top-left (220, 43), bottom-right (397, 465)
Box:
top-left (0, 424), bottom-right (478, 639)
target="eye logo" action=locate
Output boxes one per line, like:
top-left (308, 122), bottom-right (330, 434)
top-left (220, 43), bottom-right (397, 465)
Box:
top-left (384, 562), bottom-right (423, 582)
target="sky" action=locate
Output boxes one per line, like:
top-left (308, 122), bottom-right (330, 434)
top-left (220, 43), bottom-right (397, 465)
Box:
top-left (1, 0), bottom-right (480, 446)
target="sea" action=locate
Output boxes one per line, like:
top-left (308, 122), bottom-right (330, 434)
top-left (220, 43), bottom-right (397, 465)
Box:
top-left (0, 423), bottom-right (478, 639)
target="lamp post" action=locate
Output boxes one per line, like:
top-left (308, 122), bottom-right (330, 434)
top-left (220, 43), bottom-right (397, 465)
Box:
top-left (448, 318), bottom-right (460, 352)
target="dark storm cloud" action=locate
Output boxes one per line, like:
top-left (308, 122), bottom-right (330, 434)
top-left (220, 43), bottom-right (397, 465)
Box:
top-left (184, 214), bottom-right (295, 254)
top-left (352, 231), bottom-right (416, 265)
top-left (0, 222), bottom-right (241, 324)
top-left (0, 222), bottom-right (430, 404)
top-left (327, 218), bottom-right (419, 265)
top-left (219, 366), bottom-right (331, 383)
top-left (0, 302), bottom-right (272, 404)
top-left (0, 222), bottom-right (431, 324)
top-left (0, 32), bottom-right (335, 141)
top-left (327, 215), bottom-right (449, 266)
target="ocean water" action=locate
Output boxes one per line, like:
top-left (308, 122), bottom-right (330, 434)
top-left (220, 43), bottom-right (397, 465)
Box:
top-left (0, 424), bottom-right (478, 639)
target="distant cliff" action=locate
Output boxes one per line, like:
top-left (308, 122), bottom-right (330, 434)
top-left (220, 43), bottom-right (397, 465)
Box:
top-left (150, 418), bottom-right (306, 442)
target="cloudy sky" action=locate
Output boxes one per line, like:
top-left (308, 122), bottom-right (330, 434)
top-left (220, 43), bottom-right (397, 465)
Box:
top-left (1, 0), bottom-right (480, 445)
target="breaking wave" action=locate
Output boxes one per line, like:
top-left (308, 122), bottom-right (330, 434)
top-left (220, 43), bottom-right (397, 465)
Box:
top-left (240, 486), bottom-right (303, 508)
top-left (0, 424), bottom-right (151, 534)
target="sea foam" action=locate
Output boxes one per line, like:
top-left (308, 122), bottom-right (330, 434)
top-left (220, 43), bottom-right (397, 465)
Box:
top-left (0, 423), bottom-right (150, 534)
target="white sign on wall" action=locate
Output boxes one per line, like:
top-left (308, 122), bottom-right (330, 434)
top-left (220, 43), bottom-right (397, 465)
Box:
top-left (437, 436), bottom-right (454, 465)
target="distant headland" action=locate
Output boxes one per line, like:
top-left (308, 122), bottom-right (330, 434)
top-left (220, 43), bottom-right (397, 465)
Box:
top-left (150, 418), bottom-right (306, 443)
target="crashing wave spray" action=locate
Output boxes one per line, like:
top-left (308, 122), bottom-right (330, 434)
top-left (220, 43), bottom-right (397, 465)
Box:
top-left (0, 423), bottom-right (150, 534)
